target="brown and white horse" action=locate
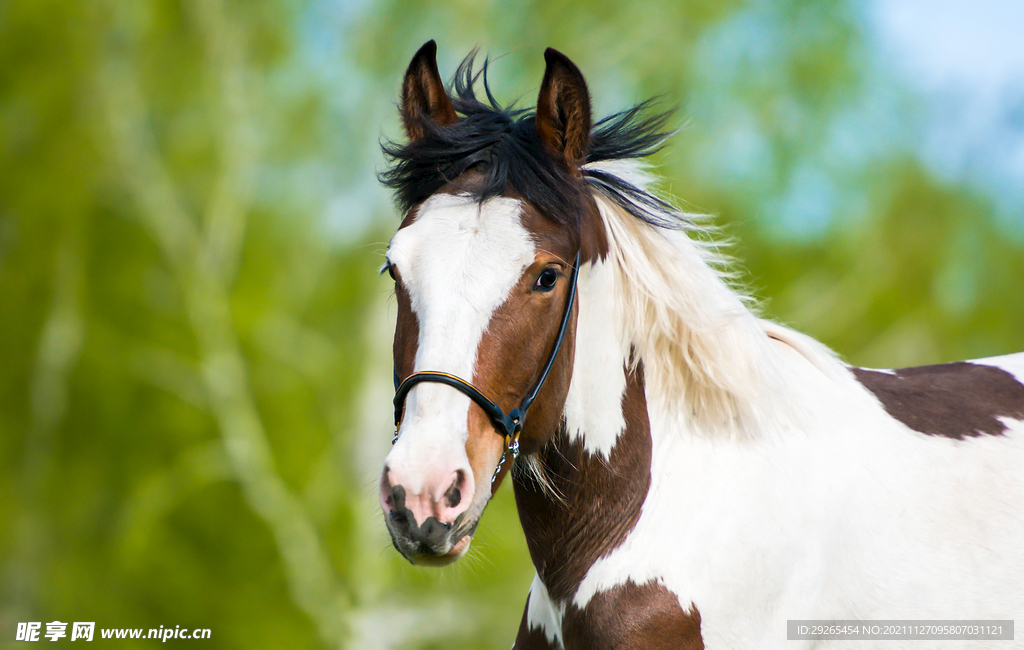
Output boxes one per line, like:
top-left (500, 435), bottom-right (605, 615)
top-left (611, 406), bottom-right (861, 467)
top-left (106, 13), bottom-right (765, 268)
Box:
top-left (376, 41), bottom-right (1024, 649)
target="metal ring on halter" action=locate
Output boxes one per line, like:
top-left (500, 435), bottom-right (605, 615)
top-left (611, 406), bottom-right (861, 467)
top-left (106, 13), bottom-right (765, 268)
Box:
top-left (390, 251), bottom-right (582, 475)
top-left (492, 430), bottom-right (520, 483)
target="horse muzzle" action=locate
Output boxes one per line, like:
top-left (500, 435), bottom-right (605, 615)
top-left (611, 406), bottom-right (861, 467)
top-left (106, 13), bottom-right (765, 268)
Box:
top-left (383, 494), bottom-right (478, 565)
top-left (379, 464), bottom-right (480, 565)
top-left (386, 518), bottom-right (475, 566)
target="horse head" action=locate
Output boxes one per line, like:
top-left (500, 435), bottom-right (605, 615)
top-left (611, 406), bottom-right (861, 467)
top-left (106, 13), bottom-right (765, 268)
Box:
top-left (378, 41), bottom-right (606, 565)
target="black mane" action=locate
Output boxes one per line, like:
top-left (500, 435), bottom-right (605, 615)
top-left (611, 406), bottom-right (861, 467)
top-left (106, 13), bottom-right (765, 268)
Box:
top-left (380, 52), bottom-right (680, 230)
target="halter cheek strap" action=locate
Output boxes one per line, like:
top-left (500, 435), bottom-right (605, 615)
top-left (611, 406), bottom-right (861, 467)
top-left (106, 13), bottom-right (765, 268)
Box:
top-left (392, 251), bottom-right (581, 477)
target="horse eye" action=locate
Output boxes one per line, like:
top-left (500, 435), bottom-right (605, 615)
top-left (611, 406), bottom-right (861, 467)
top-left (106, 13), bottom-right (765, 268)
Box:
top-left (534, 268), bottom-right (558, 291)
top-left (386, 263), bottom-right (396, 281)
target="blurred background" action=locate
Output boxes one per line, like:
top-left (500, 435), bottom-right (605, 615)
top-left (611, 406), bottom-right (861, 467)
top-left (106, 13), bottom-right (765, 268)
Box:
top-left (2, 0), bottom-right (1022, 647)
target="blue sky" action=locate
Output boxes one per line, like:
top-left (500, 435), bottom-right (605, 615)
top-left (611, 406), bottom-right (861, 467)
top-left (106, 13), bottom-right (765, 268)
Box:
top-left (872, 0), bottom-right (1024, 234)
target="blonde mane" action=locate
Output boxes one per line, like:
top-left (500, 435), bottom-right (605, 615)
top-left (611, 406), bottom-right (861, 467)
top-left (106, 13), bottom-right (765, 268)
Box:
top-left (584, 160), bottom-right (842, 435)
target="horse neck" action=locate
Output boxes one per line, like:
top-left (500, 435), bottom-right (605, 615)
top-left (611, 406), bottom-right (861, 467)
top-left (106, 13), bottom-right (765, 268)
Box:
top-left (512, 352), bottom-right (653, 604)
top-left (512, 239), bottom-right (846, 602)
top-left (509, 256), bottom-right (665, 602)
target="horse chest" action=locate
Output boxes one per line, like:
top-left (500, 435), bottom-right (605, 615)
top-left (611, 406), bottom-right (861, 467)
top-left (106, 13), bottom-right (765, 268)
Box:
top-left (512, 362), bottom-right (704, 648)
top-left (514, 580), bottom-right (704, 650)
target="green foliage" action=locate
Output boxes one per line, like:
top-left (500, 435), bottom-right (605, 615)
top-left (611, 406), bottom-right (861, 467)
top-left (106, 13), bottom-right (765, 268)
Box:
top-left (2, 0), bottom-right (1021, 648)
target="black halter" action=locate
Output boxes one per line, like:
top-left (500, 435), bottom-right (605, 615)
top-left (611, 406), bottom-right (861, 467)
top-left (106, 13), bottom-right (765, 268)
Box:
top-left (392, 251), bottom-right (582, 466)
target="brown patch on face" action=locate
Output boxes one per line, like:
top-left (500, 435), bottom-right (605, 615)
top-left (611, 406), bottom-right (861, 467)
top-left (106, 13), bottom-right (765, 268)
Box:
top-left (513, 593), bottom-right (561, 650)
top-left (391, 279), bottom-right (419, 393)
top-left (470, 200), bottom-right (579, 453)
top-left (461, 187), bottom-right (607, 501)
top-left (514, 359), bottom-right (652, 603)
top-left (853, 362), bottom-right (1024, 439)
top-left (466, 206), bottom-right (579, 496)
top-left (466, 404), bottom-right (510, 498)
top-left (562, 581), bottom-right (703, 650)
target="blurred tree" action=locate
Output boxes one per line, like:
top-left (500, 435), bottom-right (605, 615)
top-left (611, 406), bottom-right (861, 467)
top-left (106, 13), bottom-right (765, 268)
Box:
top-left (2, 0), bottom-right (377, 647)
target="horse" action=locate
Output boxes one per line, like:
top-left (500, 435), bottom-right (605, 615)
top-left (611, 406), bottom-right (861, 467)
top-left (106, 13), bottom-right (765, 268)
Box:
top-left (374, 41), bottom-right (1024, 649)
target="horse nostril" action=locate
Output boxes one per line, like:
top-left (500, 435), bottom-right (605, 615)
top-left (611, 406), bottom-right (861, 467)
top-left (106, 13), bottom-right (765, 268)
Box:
top-left (444, 469), bottom-right (469, 508)
top-left (379, 469), bottom-right (407, 514)
top-left (444, 484), bottom-right (461, 508)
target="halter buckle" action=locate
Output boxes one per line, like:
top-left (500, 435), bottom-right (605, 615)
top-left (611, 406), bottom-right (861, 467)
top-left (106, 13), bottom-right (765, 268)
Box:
top-left (492, 429), bottom-right (522, 484)
top-left (506, 429), bottom-right (521, 460)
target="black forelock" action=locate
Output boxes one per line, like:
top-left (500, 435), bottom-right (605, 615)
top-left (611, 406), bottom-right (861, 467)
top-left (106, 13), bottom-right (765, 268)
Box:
top-left (380, 50), bottom-right (677, 231)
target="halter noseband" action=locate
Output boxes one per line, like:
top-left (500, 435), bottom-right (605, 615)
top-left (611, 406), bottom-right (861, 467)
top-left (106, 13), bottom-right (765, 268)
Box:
top-left (392, 251), bottom-right (582, 478)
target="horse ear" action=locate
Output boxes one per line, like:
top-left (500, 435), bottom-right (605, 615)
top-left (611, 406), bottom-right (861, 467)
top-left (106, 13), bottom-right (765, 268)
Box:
top-left (401, 40), bottom-right (458, 142)
top-left (536, 48), bottom-right (592, 167)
